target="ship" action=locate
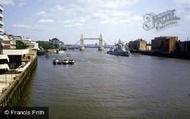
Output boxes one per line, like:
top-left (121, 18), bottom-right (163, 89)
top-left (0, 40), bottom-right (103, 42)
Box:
top-left (107, 40), bottom-right (130, 56)
top-left (53, 54), bottom-right (75, 65)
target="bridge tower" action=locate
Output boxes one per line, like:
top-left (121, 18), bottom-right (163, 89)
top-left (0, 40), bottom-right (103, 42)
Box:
top-left (98, 33), bottom-right (104, 51)
top-left (80, 34), bottom-right (85, 51)
top-left (79, 34), bottom-right (104, 51)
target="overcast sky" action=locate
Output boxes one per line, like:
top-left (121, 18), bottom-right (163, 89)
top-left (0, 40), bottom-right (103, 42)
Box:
top-left (0, 0), bottom-right (190, 44)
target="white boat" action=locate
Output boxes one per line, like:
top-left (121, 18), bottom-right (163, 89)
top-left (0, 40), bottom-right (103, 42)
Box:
top-left (59, 51), bottom-right (65, 54)
top-left (53, 58), bottom-right (75, 65)
top-left (62, 59), bottom-right (69, 64)
top-left (68, 59), bottom-right (75, 65)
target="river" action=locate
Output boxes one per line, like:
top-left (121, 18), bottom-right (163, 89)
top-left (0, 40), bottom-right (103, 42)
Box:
top-left (19, 49), bottom-right (190, 119)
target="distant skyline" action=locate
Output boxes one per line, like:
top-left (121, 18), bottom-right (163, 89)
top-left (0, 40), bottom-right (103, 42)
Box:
top-left (0, 0), bottom-right (190, 44)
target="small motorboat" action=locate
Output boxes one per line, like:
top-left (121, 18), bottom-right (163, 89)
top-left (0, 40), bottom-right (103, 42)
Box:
top-left (53, 55), bottom-right (75, 65)
top-left (63, 59), bottom-right (69, 65)
top-left (53, 59), bottom-right (59, 65)
top-left (57, 60), bottom-right (62, 65)
top-left (68, 59), bottom-right (75, 65)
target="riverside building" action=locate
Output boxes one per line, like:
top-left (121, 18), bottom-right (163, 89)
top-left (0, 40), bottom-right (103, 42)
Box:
top-left (0, 4), bottom-right (3, 40)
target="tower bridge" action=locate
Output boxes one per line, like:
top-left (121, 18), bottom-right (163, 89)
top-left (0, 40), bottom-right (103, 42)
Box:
top-left (80, 34), bottom-right (104, 51)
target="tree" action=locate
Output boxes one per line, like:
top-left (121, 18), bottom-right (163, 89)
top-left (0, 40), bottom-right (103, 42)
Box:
top-left (16, 40), bottom-right (28, 49)
top-left (37, 41), bottom-right (57, 49)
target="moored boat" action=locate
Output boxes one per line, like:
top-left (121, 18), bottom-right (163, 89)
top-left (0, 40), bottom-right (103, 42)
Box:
top-left (63, 59), bottom-right (69, 65)
top-left (68, 59), bottom-right (75, 65)
top-left (53, 59), bottom-right (59, 65)
top-left (53, 54), bottom-right (75, 65)
top-left (107, 40), bottom-right (130, 57)
top-left (53, 59), bottom-right (72, 65)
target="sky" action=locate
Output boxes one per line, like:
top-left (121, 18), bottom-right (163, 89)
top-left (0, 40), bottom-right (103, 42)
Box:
top-left (0, 0), bottom-right (190, 44)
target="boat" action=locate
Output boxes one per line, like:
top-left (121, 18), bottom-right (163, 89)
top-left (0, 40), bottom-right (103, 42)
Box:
top-left (68, 59), bottom-right (75, 65)
top-left (57, 60), bottom-right (62, 65)
top-left (52, 54), bottom-right (75, 65)
top-left (59, 50), bottom-right (65, 54)
top-left (62, 59), bottom-right (69, 65)
top-left (107, 40), bottom-right (130, 56)
top-left (53, 59), bottom-right (59, 65)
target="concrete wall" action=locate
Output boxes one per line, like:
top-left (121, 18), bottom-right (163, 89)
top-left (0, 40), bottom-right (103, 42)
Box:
top-left (0, 57), bottom-right (37, 107)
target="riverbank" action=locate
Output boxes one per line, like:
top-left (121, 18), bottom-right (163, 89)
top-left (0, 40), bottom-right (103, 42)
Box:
top-left (0, 56), bottom-right (37, 107)
top-left (131, 51), bottom-right (190, 60)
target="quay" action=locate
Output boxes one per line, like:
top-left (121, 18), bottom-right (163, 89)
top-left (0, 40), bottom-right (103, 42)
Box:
top-left (128, 36), bottom-right (190, 60)
top-left (0, 56), bottom-right (37, 106)
top-left (0, 4), bottom-right (39, 107)
top-left (131, 50), bottom-right (190, 60)
top-left (0, 35), bottom-right (39, 107)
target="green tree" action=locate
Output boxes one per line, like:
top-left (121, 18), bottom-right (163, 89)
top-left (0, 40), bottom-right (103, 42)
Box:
top-left (16, 40), bottom-right (28, 49)
top-left (37, 41), bottom-right (57, 49)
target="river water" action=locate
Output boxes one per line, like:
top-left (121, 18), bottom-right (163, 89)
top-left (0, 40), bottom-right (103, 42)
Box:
top-left (19, 49), bottom-right (190, 119)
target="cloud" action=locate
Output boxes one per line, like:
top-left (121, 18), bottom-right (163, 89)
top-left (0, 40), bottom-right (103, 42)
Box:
top-left (0, 0), bottom-right (27, 6)
top-left (185, 14), bottom-right (190, 20)
top-left (12, 23), bottom-right (55, 31)
top-left (13, 24), bottom-right (28, 28)
top-left (76, 0), bottom-right (140, 9)
top-left (62, 17), bottom-right (87, 28)
top-left (12, 24), bottom-right (40, 30)
top-left (38, 19), bottom-right (55, 23)
top-left (0, 0), bottom-right (14, 5)
top-left (36, 11), bottom-right (47, 16)
top-left (174, 0), bottom-right (190, 10)
top-left (76, 0), bottom-right (141, 25)
top-left (13, 0), bottom-right (142, 30)
top-left (36, 4), bottom-right (88, 28)
top-left (34, 0), bottom-right (141, 27)
top-left (174, 0), bottom-right (190, 20)
top-left (63, 23), bottom-right (83, 28)
top-left (174, 0), bottom-right (190, 4)
top-left (92, 8), bottom-right (142, 25)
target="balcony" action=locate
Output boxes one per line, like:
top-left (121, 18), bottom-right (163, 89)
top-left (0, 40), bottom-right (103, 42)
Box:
top-left (0, 28), bottom-right (3, 32)
top-left (0, 35), bottom-right (3, 40)
top-left (0, 21), bottom-right (3, 26)
top-left (0, 5), bottom-right (4, 11)
top-left (0, 13), bottom-right (3, 18)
